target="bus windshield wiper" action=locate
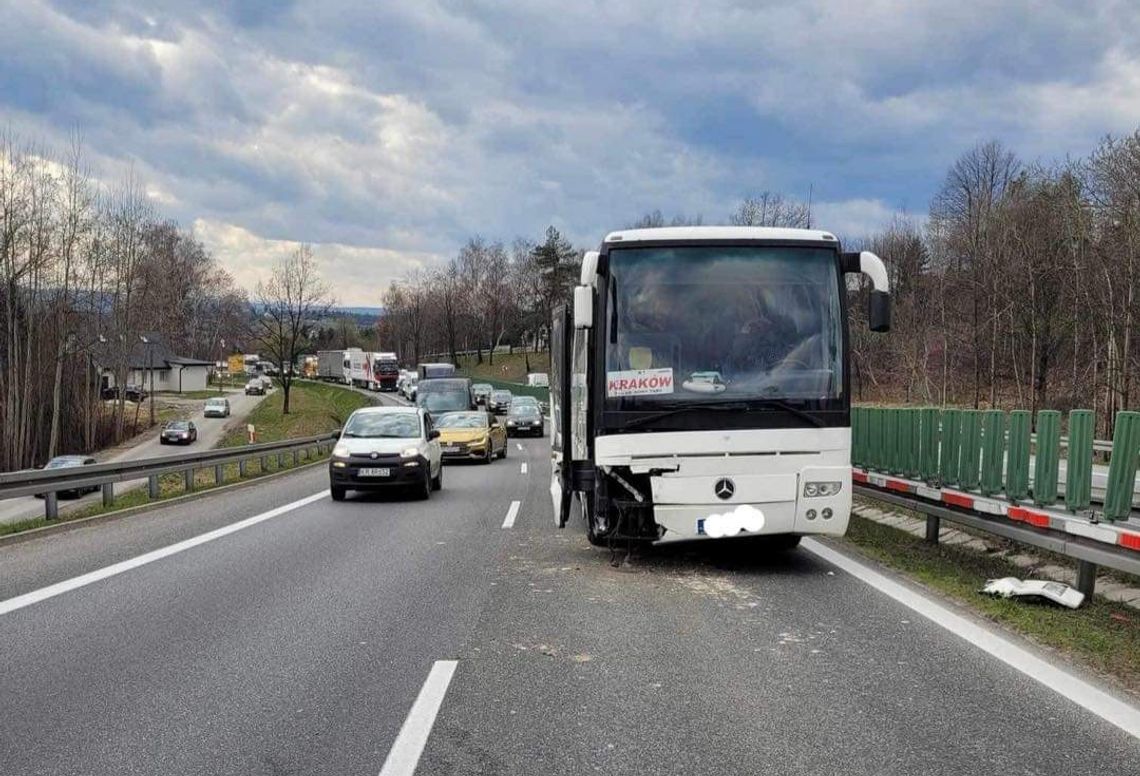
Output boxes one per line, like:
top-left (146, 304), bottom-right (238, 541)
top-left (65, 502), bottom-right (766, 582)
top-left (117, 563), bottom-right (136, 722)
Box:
top-left (619, 398), bottom-right (824, 430)
top-left (619, 401), bottom-right (752, 430)
top-left (747, 398), bottom-right (825, 428)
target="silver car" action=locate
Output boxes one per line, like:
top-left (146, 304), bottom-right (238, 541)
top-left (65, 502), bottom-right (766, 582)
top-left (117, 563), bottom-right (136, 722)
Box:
top-left (328, 406), bottom-right (442, 501)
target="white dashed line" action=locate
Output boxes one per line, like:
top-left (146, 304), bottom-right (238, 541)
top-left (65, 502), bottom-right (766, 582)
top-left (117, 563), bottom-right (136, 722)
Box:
top-left (501, 500), bottom-right (521, 529)
top-left (516, 443), bottom-right (524, 451)
top-left (0, 491), bottom-right (329, 617)
top-left (803, 539), bottom-right (1140, 741)
top-left (377, 660), bottom-right (458, 776)
top-left (520, 462), bottom-right (528, 475)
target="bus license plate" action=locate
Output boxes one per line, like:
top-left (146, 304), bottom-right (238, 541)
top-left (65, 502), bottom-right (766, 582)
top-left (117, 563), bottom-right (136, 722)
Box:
top-left (359, 467), bottom-right (390, 477)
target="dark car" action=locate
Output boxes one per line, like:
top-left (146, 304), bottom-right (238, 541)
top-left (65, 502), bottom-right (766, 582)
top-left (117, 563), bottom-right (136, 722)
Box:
top-left (160, 420), bottom-right (198, 445)
top-left (100, 384), bottom-right (148, 402)
top-left (505, 404), bottom-right (544, 437)
top-left (245, 379), bottom-right (266, 396)
top-left (487, 389), bottom-right (512, 413)
top-left (34, 455), bottom-right (99, 499)
top-left (471, 383), bottom-right (494, 405)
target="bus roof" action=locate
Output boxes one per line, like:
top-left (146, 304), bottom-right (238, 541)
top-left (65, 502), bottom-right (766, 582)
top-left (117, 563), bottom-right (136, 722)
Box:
top-left (603, 226), bottom-right (839, 244)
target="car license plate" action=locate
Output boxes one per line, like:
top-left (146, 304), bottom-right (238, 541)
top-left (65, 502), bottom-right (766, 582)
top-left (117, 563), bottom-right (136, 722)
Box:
top-left (443, 445), bottom-right (459, 453)
top-left (358, 467), bottom-right (390, 477)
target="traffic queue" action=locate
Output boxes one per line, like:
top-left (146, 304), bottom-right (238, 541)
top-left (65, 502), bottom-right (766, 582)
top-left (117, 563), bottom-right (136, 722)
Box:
top-left (328, 362), bottom-right (548, 502)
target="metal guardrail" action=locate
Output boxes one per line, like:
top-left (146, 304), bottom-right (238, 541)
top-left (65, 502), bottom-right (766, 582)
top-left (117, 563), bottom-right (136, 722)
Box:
top-left (0, 433), bottom-right (338, 520)
top-left (854, 483), bottom-right (1140, 596)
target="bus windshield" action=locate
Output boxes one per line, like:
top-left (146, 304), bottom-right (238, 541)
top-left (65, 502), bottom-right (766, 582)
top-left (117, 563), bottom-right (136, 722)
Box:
top-left (603, 245), bottom-right (843, 409)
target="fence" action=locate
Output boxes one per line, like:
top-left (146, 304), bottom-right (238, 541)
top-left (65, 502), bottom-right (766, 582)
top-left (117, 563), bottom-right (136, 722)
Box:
top-left (0, 432), bottom-right (339, 521)
top-left (853, 407), bottom-right (1140, 520)
top-left (852, 407), bottom-right (1140, 596)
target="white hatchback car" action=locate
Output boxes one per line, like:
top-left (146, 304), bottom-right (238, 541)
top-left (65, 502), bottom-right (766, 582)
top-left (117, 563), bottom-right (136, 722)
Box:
top-left (328, 406), bottom-right (442, 501)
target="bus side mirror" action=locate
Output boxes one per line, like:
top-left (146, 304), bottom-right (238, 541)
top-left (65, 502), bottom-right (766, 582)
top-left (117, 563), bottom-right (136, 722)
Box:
top-left (869, 291), bottom-right (890, 332)
top-left (573, 286), bottom-right (593, 329)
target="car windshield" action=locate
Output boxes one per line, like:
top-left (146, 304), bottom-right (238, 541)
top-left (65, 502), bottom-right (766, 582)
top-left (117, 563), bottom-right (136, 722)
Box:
top-left (342, 413), bottom-right (421, 439)
top-left (167, 422), bottom-right (190, 430)
top-left (514, 397), bottom-right (538, 405)
top-left (492, 391), bottom-right (511, 401)
top-left (509, 405), bottom-right (540, 417)
top-left (419, 392), bottom-right (469, 412)
top-left (473, 384), bottom-right (492, 392)
top-left (206, 399), bottom-right (226, 406)
top-left (604, 245), bottom-right (843, 408)
top-left (45, 457), bottom-right (84, 468)
top-left (435, 413), bottom-right (487, 429)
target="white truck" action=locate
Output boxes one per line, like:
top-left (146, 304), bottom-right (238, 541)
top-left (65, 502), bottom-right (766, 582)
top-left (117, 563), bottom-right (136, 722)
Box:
top-left (549, 226), bottom-right (890, 548)
top-left (317, 349), bottom-right (359, 384)
top-left (351, 351), bottom-right (400, 391)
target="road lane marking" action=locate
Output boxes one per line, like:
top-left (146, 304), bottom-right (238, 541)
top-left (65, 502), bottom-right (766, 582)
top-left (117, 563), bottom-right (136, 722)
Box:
top-left (516, 443), bottom-right (524, 451)
top-left (520, 462), bottom-right (528, 475)
top-left (501, 500), bottom-right (521, 529)
top-left (0, 490), bottom-right (329, 617)
top-left (803, 538), bottom-right (1140, 740)
top-left (378, 660), bottom-right (458, 776)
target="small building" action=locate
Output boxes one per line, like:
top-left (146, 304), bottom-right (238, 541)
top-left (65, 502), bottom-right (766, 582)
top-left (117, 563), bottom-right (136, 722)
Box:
top-left (96, 336), bottom-right (215, 394)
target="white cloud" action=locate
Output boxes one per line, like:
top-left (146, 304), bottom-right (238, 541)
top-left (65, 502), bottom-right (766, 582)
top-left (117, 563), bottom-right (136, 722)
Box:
top-left (192, 218), bottom-right (441, 306)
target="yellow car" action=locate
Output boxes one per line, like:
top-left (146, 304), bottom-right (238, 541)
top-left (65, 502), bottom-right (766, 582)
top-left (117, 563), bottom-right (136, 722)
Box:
top-left (434, 411), bottom-right (508, 464)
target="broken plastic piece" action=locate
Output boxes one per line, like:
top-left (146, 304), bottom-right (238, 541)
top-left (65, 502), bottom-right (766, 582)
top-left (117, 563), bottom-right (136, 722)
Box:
top-left (981, 577), bottom-right (1085, 609)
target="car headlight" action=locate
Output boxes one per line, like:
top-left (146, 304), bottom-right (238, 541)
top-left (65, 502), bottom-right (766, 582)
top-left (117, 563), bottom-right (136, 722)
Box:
top-left (333, 444), bottom-right (351, 458)
top-left (507, 420), bottom-right (516, 426)
top-left (401, 447), bottom-right (420, 458)
top-left (803, 481), bottom-right (842, 498)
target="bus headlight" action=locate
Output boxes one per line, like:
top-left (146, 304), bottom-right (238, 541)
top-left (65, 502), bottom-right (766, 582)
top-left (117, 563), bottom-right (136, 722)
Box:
top-left (803, 481), bottom-right (842, 498)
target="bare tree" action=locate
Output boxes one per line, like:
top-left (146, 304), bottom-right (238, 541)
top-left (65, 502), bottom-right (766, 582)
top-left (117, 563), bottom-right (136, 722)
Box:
top-left (729, 192), bottom-right (810, 228)
top-left (253, 245), bottom-right (333, 414)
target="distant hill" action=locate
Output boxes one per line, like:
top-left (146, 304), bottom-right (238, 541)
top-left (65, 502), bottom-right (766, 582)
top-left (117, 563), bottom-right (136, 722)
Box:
top-left (335, 306), bottom-right (385, 317)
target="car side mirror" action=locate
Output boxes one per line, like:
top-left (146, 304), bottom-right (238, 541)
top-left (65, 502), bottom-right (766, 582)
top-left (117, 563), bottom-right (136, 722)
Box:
top-left (429, 429), bottom-right (440, 440)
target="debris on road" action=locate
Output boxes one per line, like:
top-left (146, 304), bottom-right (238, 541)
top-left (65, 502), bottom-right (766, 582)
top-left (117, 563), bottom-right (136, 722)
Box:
top-left (981, 577), bottom-right (1085, 609)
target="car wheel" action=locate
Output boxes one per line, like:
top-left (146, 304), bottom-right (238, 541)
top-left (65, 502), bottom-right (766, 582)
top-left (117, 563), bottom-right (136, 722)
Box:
top-left (482, 445), bottom-right (493, 465)
top-left (498, 442), bottom-right (507, 459)
top-left (419, 471), bottom-right (432, 500)
top-left (432, 464), bottom-right (442, 491)
top-left (331, 485), bottom-right (346, 502)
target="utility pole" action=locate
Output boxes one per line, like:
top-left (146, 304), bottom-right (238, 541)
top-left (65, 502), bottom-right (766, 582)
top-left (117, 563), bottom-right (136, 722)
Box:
top-left (141, 336), bottom-right (155, 426)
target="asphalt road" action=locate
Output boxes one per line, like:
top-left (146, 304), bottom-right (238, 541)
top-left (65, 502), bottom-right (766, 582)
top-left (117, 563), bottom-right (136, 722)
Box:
top-left (0, 388), bottom-right (269, 526)
top-left (1, 408), bottom-right (1138, 774)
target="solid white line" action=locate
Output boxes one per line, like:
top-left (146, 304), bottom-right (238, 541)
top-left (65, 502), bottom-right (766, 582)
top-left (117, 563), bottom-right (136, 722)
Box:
top-left (520, 462), bottom-right (528, 475)
top-left (516, 443), bottom-right (524, 451)
top-left (501, 500), bottom-right (521, 529)
top-left (802, 538), bottom-right (1140, 740)
top-left (0, 490), bottom-right (329, 617)
top-left (378, 660), bottom-right (458, 776)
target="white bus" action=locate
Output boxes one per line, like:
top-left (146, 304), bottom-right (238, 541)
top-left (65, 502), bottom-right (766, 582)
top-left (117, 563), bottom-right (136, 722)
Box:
top-left (550, 226), bottom-right (890, 548)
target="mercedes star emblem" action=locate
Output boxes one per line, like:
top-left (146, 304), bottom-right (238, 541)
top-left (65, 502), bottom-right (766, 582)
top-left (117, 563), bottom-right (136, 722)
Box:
top-left (714, 478), bottom-right (735, 500)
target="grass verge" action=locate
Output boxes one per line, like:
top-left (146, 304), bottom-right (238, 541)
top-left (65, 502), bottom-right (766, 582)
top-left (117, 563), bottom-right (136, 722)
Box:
top-left (455, 351), bottom-right (549, 383)
top-left (221, 380), bottom-right (373, 446)
top-left (840, 514), bottom-right (1140, 693)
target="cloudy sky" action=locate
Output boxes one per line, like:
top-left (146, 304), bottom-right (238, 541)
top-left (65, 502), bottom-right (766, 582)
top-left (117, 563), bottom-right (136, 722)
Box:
top-left (4, 1), bottom-right (1140, 305)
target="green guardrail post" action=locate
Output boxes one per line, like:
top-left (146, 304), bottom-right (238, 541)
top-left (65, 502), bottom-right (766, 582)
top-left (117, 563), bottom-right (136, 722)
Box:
top-left (870, 408), bottom-right (885, 471)
top-left (851, 407), bottom-right (862, 467)
top-left (919, 407), bottom-right (940, 483)
top-left (906, 408), bottom-right (921, 478)
top-left (980, 409), bottom-right (1005, 496)
top-left (1066, 409), bottom-right (1095, 512)
top-left (959, 410), bottom-right (982, 491)
top-left (1006, 410), bottom-right (1031, 501)
top-left (940, 408), bottom-right (962, 486)
top-left (1034, 410), bottom-right (1061, 506)
top-left (897, 408), bottom-right (914, 477)
top-left (883, 408), bottom-right (898, 474)
top-left (1104, 411), bottom-right (1140, 521)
